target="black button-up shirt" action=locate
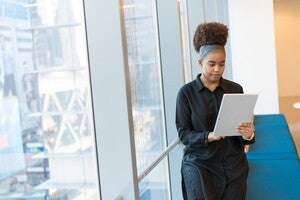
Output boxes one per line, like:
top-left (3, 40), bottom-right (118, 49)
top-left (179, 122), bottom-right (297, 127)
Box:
top-left (176, 74), bottom-right (254, 156)
top-left (176, 74), bottom-right (255, 199)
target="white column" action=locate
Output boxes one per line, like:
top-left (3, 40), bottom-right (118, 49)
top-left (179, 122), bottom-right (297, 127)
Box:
top-left (84, 0), bottom-right (139, 199)
top-left (228, 0), bottom-right (279, 114)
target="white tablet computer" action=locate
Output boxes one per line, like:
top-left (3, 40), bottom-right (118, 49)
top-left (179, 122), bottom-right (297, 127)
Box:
top-left (213, 94), bottom-right (258, 136)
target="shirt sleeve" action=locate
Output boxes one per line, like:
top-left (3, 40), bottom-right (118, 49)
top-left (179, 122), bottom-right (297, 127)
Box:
top-left (175, 89), bottom-right (209, 148)
top-left (242, 134), bottom-right (255, 145)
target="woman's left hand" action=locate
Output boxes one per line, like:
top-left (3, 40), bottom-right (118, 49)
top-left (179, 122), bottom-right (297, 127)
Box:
top-left (236, 122), bottom-right (255, 140)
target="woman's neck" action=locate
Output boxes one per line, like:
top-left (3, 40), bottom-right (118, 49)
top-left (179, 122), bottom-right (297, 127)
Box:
top-left (200, 74), bottom-right (220, 91)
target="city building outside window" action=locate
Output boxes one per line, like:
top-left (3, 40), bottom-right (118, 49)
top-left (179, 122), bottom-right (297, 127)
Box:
top-left (0, 0), bottom-right (99, 199)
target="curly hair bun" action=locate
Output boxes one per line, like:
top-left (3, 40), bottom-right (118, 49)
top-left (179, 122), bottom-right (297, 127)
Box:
top-left (193, 22), bottom-right (228, 53)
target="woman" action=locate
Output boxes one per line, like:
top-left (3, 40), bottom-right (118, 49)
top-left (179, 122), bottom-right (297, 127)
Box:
top-left (176, 22), bottom-right (255, 200)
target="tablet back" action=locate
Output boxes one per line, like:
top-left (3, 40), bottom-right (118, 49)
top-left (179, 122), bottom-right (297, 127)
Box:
top-left (213, 94), bottom-right (258, 136)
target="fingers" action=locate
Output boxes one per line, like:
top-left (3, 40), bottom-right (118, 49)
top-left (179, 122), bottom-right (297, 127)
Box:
top-left (236, 122), bottom-right (254, 131)
top-left (211, 134), bottom-right (222, 141)
top-left (236, 122), bottom-right (255, 138)
top-left (208, 132), bottom-right (225, 142)
top-left (214, 135), bottom-right (222, 140)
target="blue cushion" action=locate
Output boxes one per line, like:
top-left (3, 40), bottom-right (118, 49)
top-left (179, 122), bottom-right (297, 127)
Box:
top-left (254, 114), bottom-right (287, 126)
top-left (247, 114), bottom-right (298, 159)
top-left (247, 152), bottom-right (298, 160)
top-left (246, 114), bottom-right (300, 199)
top-left (247, 159), bottom-right (300, 200)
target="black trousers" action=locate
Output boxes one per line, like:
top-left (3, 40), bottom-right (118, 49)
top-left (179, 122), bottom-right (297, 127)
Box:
top-left (181, 162), bottom-right (247, 200)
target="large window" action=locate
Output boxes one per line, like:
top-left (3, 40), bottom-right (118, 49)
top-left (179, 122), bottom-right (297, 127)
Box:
top-left (121, 0), bottom-right (170, 199)
top-left (0, 0), bottom-right (99, 199)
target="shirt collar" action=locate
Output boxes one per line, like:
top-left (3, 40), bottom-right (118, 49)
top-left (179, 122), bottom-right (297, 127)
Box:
top-left (194, 74), bottom-right (230, 92)
top-left (219, 77), bottom-right (231, 92)
top-left (195, 74), bottom-right (204, 91)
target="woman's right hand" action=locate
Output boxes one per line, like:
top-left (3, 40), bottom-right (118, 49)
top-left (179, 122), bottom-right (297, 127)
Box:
top-left (208, 132), bottom-right (223, 142)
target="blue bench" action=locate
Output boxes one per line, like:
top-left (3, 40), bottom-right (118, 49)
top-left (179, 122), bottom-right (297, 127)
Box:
top-left (246, 114), bottom-right (300, 200)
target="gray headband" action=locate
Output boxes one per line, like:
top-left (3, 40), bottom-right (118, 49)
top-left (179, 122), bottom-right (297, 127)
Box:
top-left (199, 44), bottom-right (225, 60)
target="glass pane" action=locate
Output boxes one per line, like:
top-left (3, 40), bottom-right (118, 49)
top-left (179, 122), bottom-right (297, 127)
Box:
top-left (0, 0), bottom-right (99, 199)
top-left (122, 0), bottom-right (170, 199)
top-left (139, 157), bottom-right (170, 199)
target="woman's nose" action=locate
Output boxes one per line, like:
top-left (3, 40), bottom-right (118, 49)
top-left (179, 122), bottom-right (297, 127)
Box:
top-left (214, 66), bottom-right (221, 71)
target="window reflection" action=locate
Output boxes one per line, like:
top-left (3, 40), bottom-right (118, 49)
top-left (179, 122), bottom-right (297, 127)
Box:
top-left (0, 0), bottom-right (99, 199)
top-left (122, 0), bottom-right (170, 199)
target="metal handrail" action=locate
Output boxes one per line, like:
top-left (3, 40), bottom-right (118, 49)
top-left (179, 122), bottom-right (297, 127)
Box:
top-left (137, 138), bottom-right (180, 183)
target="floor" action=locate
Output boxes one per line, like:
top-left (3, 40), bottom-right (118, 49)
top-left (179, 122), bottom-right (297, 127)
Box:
top-left (279, 96), bottom-right (300, 156)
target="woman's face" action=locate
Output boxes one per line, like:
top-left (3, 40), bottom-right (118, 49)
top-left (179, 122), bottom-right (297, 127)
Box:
top-left (198, 49), bottom-right (226, 84)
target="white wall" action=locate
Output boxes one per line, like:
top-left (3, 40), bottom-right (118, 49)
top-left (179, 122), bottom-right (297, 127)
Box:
top-left (228, 0), bottom-right (279, 114)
